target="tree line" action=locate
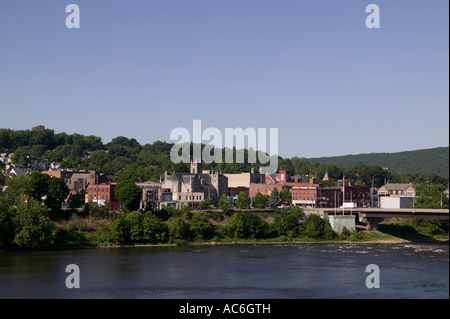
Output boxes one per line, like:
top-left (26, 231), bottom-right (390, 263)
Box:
top-left (1, 171), bottom-right (448, 249)
top-left (1, 126), bottom-right (448, 189)
top-left (0, 194), bottom-right (340, 249)
top-left (308, 147), bottom-right (449, 177)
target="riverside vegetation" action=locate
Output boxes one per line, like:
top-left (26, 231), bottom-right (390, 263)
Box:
top-left (1, 193), bottom-right (448, 249)
top-left (0, 127), bottom-right (449, 249)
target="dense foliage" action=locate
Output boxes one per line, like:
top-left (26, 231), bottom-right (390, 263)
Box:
top-left (308, 147), bottom-right (449, 178)
top-left (1, 127), bottom-right (448, 249)
top-left (1, 127), bottom-right (448, 189)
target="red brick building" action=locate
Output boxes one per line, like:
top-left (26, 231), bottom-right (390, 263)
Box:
top-left (250, 170), bottom-right (321, 207)
top-left (317, 185), bottom-right (371, 208)
top-left (87, 182), bottom-right (122, 210)
top-left (249, 183), bottom-right (283, 199)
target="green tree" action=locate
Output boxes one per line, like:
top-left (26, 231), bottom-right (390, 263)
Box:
top-left (45, 176), bottom-right (70, 213)
top-left (218, 194), bottom-right (231, 213)
top-left (289, 205), bottom-right (304, 217)
top-left (7, 172), bottom-right (69, 215)
top-left (236, 191), bottom-right (250, 210)
top-left (115, 180), bottom-right (142, 211)
top-left (142, 211), bottom-right (168, 243)
top-left (189, 212), bottom-right (215, 241)
top-left (0, 171), bottom-right (5, 186)
top-left (225, 213), bottom-right (268, 239)
top-left (269, 187), bottom-right (280, 208)
top-left (272, 209), bottom-right (303, 237)
top-left (253, 192), bottom-right (269, 209)
top-left (4, 176), bottom-right (29, 200)
top-left (125, 212), bottom-right (143, 242)
top-left (86, 202), bottom-right (111, 219)
top-left (68, 193), bottom-right (84, 209)
top-left (109, 216), bottom-right (130, 244)
top-left (280, 188), bottom-right (292, 206)
top-left (299, 214), bottom-right (336, 240)
top-left (0, 195), bottom-right (15, 247)
top-left (415, 183), bottom-right (449, 209)
top-left (167, 217), bottom-right (191, 243)
top-left (30, 144), bottom-right (47, 158)
top-left (199, 198), bottom-right (212, 210)
top-left (13, 198), bottom-right (57, 248)
top-left (11, 146), bottom-right (31, 166)
top-left (27, 171), bottom-right (51, 202)
top-left (88, 150), bottom-right (109, 169)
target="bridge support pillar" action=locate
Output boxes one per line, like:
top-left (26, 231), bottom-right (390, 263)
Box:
top-left (328, 215), bottom-right (356, 233)
top-left (361, 217), bottom-right (384, 230)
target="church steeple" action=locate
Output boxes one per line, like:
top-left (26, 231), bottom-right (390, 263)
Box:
top-left (190, 160), bottom-right (202, 174)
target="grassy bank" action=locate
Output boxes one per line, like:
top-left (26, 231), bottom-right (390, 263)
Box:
top-left (2, 206), bottom-right (448, 250)
top-left (51, 216), bottom-right (448, 249)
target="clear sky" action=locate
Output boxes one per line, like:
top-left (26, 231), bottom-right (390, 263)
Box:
top-left (0, 0), bottom-right (448, 158)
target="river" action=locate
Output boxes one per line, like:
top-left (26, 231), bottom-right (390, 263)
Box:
top-left (0, 242), bottom-right (448, 299)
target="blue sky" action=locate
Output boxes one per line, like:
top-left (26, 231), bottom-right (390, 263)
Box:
top-left (0, 0), bottom-right (448, 158)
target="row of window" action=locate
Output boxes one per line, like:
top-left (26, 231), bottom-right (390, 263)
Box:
top-left (179, 195), bottom-right (203, 201)
top-left (293, 196), bottom-right (314, 201)
top-left (89, 188), bottom-right (110, 193)
top-left (90, 195), bottom-right (109, 200)
top-left (292, 191), bottom-right (316, 195)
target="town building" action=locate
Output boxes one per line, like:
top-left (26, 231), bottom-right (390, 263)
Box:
top-left (43, 169), bottom-right (111, 195)
top-left (377, 183), bottom-right (416, 197)
top-left (317, 185), bottom-right (372, 208)
top-left (290, 179), bottom-right (320, 208)
top-left (379, 196), bottom-right (415, 209)
top-left (160, 161), bottom-right (228, 209)
top-left (249, 183), bottom-right (283, 199)
top-left (86, 182), bottom-right (122, 210)
top-left (136, 182), bottom-right (161, 211)
top-left (250, 170), bottom-right (320, 206)
top-left (224, 170), bottom-right (264, 200)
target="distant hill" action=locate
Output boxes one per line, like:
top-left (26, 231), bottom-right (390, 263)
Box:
top-left (308, 147), bottom-right (449, 177)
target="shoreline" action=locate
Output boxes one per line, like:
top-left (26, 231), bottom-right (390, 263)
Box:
top-left (1, 237), bottom-right (448, 252)
top-left (81, 237), bottom-right (450, 249)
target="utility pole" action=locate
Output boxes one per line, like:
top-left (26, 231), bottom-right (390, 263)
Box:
top-left (334, 190), bottom-right (337, 215)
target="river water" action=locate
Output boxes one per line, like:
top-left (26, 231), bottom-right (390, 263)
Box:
top-left (0, 243), bottom-right (448, 299)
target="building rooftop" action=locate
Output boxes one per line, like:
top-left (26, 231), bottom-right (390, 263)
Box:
top-left (381, 183), bottom-right (415, 191)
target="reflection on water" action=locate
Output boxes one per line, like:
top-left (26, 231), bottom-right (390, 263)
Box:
top-left (0, 243), bottom-right (448, 299)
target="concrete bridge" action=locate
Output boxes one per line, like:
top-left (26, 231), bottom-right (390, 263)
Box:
top-left (304, 207), bottom-right (449, 230)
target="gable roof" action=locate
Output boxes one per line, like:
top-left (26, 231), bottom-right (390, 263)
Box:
top-left (382, 183), bottom-right (415, 191)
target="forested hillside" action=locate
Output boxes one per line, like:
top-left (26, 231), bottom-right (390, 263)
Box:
top-left (308, 147), bottom-right (449, 177)
top-left (1, 126), bottom-right (448, 188)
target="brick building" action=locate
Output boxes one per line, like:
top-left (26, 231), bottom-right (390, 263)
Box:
top-left (317, 185), bottom-right (372, 208)
top-left (43, 169), bottom-right (111, 195)
top-left (87, 182), bottom-right (122, 210)
top-left (249, 183), bottom-right (283, 199)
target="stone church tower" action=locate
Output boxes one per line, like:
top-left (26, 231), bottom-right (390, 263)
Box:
top-left (190, 160), bottom-right (203, 174)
